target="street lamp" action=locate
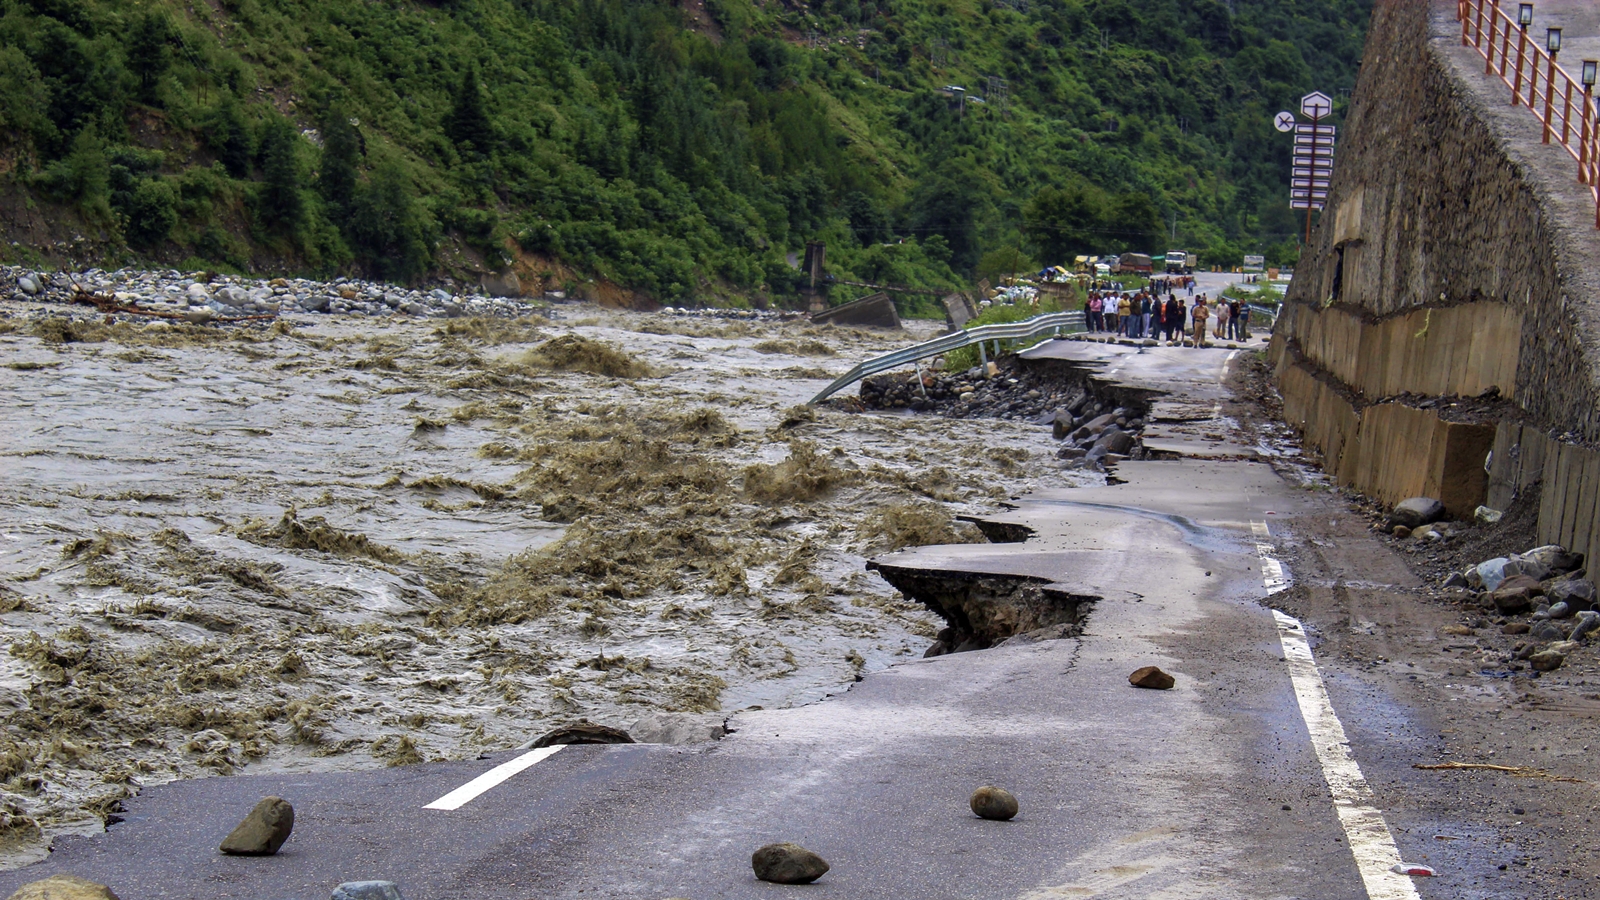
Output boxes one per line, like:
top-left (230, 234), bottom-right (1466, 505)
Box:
top-left (1548, 27), bottom-right (1562, 56)
top-left (1584, 59), bottom-right (1597, 88)
top-left (1520, 3), bottom-right (1534, 29)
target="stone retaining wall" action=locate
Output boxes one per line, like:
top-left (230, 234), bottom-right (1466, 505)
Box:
top-left (1271, 0), bottom-right (1600, 563)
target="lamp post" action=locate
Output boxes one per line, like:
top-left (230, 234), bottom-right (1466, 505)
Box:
top-left (1513, 4), bottom-right (1533, 105)
top-left (1543, 27), bottom-right (1562, 142)
top-left (1584, 61), bottom-right (1598, 183)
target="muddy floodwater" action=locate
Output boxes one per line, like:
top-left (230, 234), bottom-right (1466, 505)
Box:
top-left (0, 301), bottom-right (1087, 859)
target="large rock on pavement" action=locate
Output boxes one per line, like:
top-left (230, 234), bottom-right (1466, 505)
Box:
top-left (1529, 649), bottom-right (1566, 672)
top-left (751, 843), bottom-right (829, 884)
top-left (1491, 574), bottom-right (1543, 613)
top-left (1548, 578), bottom-right (1598, 611)
top-left (6, 876), bottom-right (118, 900)
top-left (969, 786), bottom-right (1020, 820)
top-left (1129, 666), bottom-right (1175, 689)
top-left (331, 883), bottom-right (404, 900)
top-left (219, 796), bottom-right (295, 855)
top-left (1390, 497), bottom-right (1444, 529)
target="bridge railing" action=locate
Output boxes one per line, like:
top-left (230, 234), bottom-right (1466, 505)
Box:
top-left (1458, 0), bottom-right (1600, 227)
top-left (807, 311), bottom-right (1085, 405)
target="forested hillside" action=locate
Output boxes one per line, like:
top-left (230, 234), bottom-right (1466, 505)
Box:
top-left (0, 0), bottom-right (1370, 305)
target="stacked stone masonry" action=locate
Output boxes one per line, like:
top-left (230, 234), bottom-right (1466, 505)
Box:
top-left (1270, 0), bottom-right (1600, 564)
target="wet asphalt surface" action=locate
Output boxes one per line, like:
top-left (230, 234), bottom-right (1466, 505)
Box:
top-left (0, 333), bottom-right (1416, 900)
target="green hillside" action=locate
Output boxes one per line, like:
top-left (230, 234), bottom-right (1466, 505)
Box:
top-left (0, 0), bottom-right (1370, 305)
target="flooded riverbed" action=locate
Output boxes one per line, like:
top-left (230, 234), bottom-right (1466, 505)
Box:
top-left (0, 301), bottom-right (1087, 858)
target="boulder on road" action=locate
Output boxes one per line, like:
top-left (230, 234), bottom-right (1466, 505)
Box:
top-left (969, 786), bottom-right (1020, 821)
top-left (7, 876), bottom-right (118, 900)
top-left (1129, 666), bottom-right (1175, 690)
top-left (1390, 497), bottom-right (1443, 529)
top-left (219, 796), bottom-right (294, 855)
top-left (752, 843), bottom-right (829, 884)
top-left (1547, 578), bottom-right (1597, 611)
top-left (1529, 649), bottom-right (1566, 672)
top-left (331, 883), bottom-right (403, 900)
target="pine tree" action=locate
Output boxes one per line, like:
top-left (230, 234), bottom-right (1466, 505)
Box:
top-left (257, 117), bottom-right (303, 231)
top-left (126, 12), bottom-right (172, 106)
top-left (318, 106), bottom-right (361, 218)
top-left (445, 64), bottom-right (494, 158)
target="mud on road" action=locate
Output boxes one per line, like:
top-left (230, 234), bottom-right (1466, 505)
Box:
top-left (0, 302), bottom-right (1089, 861)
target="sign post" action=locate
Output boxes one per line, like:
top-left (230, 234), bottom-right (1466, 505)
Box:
top-left (1284, 92), bottom-right (1336, 245)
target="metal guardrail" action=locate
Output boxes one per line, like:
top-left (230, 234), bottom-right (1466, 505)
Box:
top-left (1457, 0), bottom-right (1600, 227)
top-left (808, 311), bottom-right (1084, 404)
top-left (1248, 303), bottom-right (1280, 327)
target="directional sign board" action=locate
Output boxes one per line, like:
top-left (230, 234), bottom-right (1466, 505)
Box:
top-left (1300, 91), bottom-right (1333, 119)
top-left (1274, 111), bottom-right (1296, 133)
top-left (1290, 119), bottom-right (1335, 211)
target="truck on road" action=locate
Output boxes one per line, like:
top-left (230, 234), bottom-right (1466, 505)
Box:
top-left (1165, 250), bottom-right (1193, 274)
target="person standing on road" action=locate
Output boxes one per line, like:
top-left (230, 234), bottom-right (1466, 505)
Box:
top-left (1088, 292), bottom-right (1103, 332)
top-left (1139, 292), bottom-right (1153, 339)
top-left (1212, 298), bottom-right (1230, 341)
top-left (1116, 293), bottom-right (1132, 336)
top-left (1228, 298), bottom-right (1243, 340)
top-left (1191, 296), bottom-right (1209, 347)
top-left (1165, 295), bottom-right (1182, 343)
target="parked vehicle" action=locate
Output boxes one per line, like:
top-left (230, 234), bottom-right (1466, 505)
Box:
top-left (1113, 253), bottom-right (1153, 275)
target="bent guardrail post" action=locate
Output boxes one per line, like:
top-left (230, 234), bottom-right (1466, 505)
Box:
top-left (807, 310), bottom-right (1085, 405)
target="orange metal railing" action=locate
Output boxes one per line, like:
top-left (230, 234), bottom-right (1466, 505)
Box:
top-left (1458, 0), bottom-right (1600, 226)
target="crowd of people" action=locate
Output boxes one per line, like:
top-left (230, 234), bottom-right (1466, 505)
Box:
top-left (1082, 279), bottom-right (1249, 346)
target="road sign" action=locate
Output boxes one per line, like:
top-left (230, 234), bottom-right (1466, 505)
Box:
top-left (1300, 91), bottom-right (1333, 119)
top-left (1274, 111), bottom-right (1296, 132)
top-left (1294, 123), bottom-right (1336, 136)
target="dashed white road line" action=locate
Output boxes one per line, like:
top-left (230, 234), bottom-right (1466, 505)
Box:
top-left (423, 745), bottom-right (566, 811)
top-left (1252, 521), bottom-right (1420, 900)
top-left (1215, 349), bottom-right (1242, 418)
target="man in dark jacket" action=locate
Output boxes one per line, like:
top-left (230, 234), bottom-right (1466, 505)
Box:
top-left (1164, 296), bottom-right (1183, 343)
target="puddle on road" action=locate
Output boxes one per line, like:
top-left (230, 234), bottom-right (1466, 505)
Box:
top-left (0, 303), bottom-right (1091, 856)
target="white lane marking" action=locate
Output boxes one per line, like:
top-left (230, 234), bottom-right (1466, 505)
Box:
top-left (423, 745), bottom-right (565, 811)
top-left (1215, 349), bottom-right (1242, 418)
top-left (1273, 612), bottom-right (1419, 900)
top-left (1251, 521), bottom-right (1288, 591)
top-left (1251, 520), bottom-right (1420, 900)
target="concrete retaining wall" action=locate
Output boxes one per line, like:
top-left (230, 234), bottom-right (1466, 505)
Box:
top-left (1271, 0), bottom-right (1600, 558)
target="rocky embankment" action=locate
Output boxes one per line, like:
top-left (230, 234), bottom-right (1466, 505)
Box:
top-left (857, 356), bottom-right (1152, 472)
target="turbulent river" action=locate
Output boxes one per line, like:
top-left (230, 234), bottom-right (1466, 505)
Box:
top-left (0, 300), bottom-right (1088, 861)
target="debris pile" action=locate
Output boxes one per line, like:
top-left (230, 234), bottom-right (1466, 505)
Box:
top-left (1446, 544), bottom-right (1595, 673)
